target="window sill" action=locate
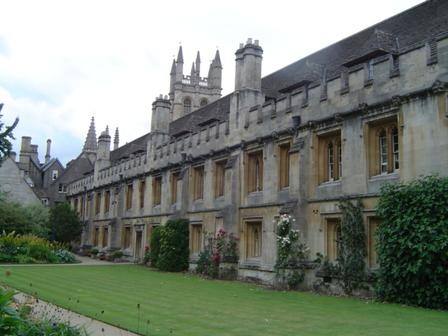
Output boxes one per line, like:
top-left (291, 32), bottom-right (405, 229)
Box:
top-left (189, 254), bottom-right (201, 262)
top-left (241, 259), bottom-right (262, 269)
top-left (247, 191), bottom-right (263, 196)
top-left (318, 180), bottom-right (341, 187)
top-left (369, 172), bottom-right (399, 182)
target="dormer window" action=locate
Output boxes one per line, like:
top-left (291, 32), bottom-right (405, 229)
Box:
top-left (52, 170), bottom-right (58, 180)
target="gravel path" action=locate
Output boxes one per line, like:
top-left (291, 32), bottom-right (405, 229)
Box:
top-left (15, 293), bottom-right (140, 336)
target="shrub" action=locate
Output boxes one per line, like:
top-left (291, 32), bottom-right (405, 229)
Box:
top-left (376, 175), bottom-right (448, 309)
top-left (156, 219), bottom-right (189, 272)
top-left (149, 226), bottom-right (162, 267)
top-left (90, 248), bottom-right (99, 256)
top-left (197, 248), bottom-right (218, 278)
top-left (111, 250), bottom-right (123, 260)
top-left (0, 195), bottom-right (49, 237)
top-left (0, 232), bottom-right (75, 264)
top-left (55, 249), bottom-right (76, 263)
top-left (197, 229), bottom-right (239, 278)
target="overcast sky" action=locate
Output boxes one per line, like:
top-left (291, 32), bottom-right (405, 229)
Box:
top-left (0, 0), bottom-right (424, 165)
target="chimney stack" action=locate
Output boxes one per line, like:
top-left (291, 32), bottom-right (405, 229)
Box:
top-left (235, 38), bottom-right (263, 92)
top-left (45, 139), bottom-right (51, 163)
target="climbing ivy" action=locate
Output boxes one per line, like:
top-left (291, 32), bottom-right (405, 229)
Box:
top-left (376, 175), bottom-right (448, 309)
top-left (337, 199), bottom-right (367, 294)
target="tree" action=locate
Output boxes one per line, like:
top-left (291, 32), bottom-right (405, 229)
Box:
top-left (0, 104), bottom-right (19, 163)
top-left (49, 203), bottom-right (83, 244)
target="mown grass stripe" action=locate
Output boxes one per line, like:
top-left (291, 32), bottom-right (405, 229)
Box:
top-left (1, 265), bottom-right (447, 336)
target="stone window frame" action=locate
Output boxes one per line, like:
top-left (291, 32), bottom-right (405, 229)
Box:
top-left (94, 192), bottom-right (101, 215)
top-left (74, 198), bottom-right (79, 215)
top-left (152, 175), bottom-right (162, 207)
top-left (170, 170), bottom-right (180, 205)
top-left (277, 139), bottom-right (292, 190)
top-left (214, 159), bottom-right (227, 198)
top-left (192, 165), bottom-right (205, 201)
top-left (139, 179), bottom-right (146, 209)
top-left (317, 129), bottom-right (342, 184)
top-left (122, 226), bottom-right (132, 249)
top-left (92, 226), bottom-right (100, 247)
top-left (104, 190), bottom-right (110, 213)
top-left (102, 226), bottom-right (109, 248)
top-left (190, 222), bottom-right (203, 255)
top-left (245, 148), bottom-right (264, 194)
top-left (125, 183), bottom-right (133, 210)
top-left (80, 196), bottom-right (86, 218)
top-left (244, 218), bottom-right (263, 260)
top-left (324, 217), bottom-right (341, 263)
top-left (365, 115), bottom-right (400, 177)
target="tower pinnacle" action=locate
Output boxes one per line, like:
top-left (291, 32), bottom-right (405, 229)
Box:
top-left (113, 127), bottom-right (119, 150)
top-left (195, 51), bottom-right (201, 77)
top-left (83, 117), bottom-right (98, 153)
top-left (176, 46), bottom-right (184, 64)
top-left (213, 50), bottom-right (222, 68)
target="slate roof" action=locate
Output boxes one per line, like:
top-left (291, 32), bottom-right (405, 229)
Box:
top-left (262, 0), bottom-right (448, 98)
top-left (58, 154), bottom-right (94, 184)
top-left (169, 94), bottom-right (231, 137)
top-left (165, 1), bottom-right (448, 134)
top-left (110, 132), bottom-right (151, 162)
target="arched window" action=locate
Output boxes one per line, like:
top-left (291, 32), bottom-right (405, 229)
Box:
top-left (183, 98), bottom-right (192, 114)
top-left (200, 98), bottom-right (208, 107)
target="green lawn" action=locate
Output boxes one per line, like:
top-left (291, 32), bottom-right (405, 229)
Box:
top-left (1, 265), bottom-right (447, 336)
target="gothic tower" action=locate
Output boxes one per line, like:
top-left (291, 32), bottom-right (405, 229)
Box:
top-left (152, 46), bottom-right (223, 132)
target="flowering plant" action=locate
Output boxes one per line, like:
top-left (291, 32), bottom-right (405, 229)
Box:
top-left (275, 214), bottom-right (310, 289)
top-left (196, 228), bottom-right (239, 278)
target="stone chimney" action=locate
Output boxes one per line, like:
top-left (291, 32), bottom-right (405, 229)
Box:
top-left (45, 139), bottom-right (51, 163)
top-left (19, 136), bottom-right (32, 166)
top-left (30, 145), bottom-right (39, 164)
top-left (151, 94), bottom-right (171, 133)
top-left (235, 38), bottom-right (263, 92)
top-left (95, 127), bottom-right (111, 173)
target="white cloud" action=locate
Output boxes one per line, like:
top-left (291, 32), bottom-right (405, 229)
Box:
top-left (0, 0), bottom-right (424, 164)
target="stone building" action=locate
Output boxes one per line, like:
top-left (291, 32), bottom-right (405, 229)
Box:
top-left (0, 132), bottom-right (67, 206)
top-left (0, 157), bottom-right (41, 205)
top-left (66, 1), bottom-right (448, 284)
